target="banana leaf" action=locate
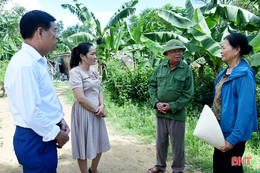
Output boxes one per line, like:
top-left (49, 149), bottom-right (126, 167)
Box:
top-left (158, 9), bottom-right (194, 29)
top-left (143, 32), bottom-right (189, 43)
top-left (140, 35), bottom-right (164, 59)
top-left (188, 27), bottom-right (221, 58)
top-left (114, 22), bottom-right (127, 52)
top-left (194, 8), bottom-right (211, 36)
top-left (245, 52), bottom-right (260, 68)
top-left (131, 23), bottom-right (143, 44)
top-left (249, 33), bottom-right (260, 53)
top-left (105, 0), bottom-right (138, 29)
top-left (139, 58), bottom-right (165, 68)
top-left (190, 57), bottom-right (206, 69)
top-left (67, 32), bottom-right (95, 43)
top-left (121, 44), bottom-right (145, 54)
top-left (218, 5), bottom-right (260, 24)
top-left (185, 0), bottom-right (195, 20)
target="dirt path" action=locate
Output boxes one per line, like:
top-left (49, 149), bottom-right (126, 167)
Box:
top-left (0, 86), bottom-right (195, 173)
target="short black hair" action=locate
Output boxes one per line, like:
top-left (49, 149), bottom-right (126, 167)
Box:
top-left (20, 10), bottom-right (56, 39)
top-left (224, 33), bottom-right (253, 56)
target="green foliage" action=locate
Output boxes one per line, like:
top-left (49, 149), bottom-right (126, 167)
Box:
top-left (0, 60), bottom-right (9, 84)
top-left (104, 59), bottom-right (154, 106)
top-left (256, 73), bottom-right (260, 127)
top-left (56, 21), bottom-right (64, 36)
top-left (243, 132), bottom-right (260, 172)
top-left (64, 88), bottom-right (75, 105)
top-left (232, 0), bottom-right (259, 15)
top-left (51, 23), bottom-right (92, 55)
top-left (128, 4), bottom-right (187, 34)
top-left (187, 66), bottom-right (215, 116)
top-left (104, 59), bottom-right (217, 116)
top-left (184, 116), bottom-right (214, 172)
top-left (53, 81), bottom-right (69, 87)
top-left (140, 0), bottom-right (260, 78)
top-left (0, 60), bottom-right (8, 96)
top-left (62, 0), bottom-right (138, 61)
top-left (67, 32), bottom-right (95, 43)
top-left (104, 90), bottom-right (157, 143)
top-left (105, 0), bottom-right (138, 29)
top-left (185, 116), bottom-right (260, 173)
top-left (0, 0), bottom-right (9, 9)
top-left (0, 5), bottom-right (24, 60)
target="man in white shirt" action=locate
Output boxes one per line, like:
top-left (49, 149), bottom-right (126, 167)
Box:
top-left (4, 10), bottom-right (70, 173)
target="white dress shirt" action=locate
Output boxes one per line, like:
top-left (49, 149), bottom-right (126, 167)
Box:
top-left (4, 43), bottom-right (64, 142)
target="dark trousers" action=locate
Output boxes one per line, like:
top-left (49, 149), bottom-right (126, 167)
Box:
top-left (213, 141), bottom-right (246, 173)
top-left (155, 117), bottom-right (185, 173)
top-left (13, 126), bottom-right (57, 173)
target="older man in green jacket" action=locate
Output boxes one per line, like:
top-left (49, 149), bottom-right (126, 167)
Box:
top-left (148, 40), bottom-right (194, 173)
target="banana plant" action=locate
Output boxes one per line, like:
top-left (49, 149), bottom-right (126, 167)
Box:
top-left (138, 0), bottom-right (260, 77)
top-left (62, 0), bottom-right (138, 54)
top-left (61, 0), bottom-right (100, 42)
top-left (124, 6), bottom-right (190, 68)
top-left (62, 0), bottom-right (138, 77)
top-left (0, 6), bottom-right (24, 60)
top-left (246, 33), bottom-right (260, 73)
top-left (67, 32), bottom-right (95, 43)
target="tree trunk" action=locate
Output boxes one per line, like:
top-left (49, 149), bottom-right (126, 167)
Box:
top-left (97, 45), bottom-right (103, 82)
top-left (199, 65), bottom-right (204, 85)
top-left (214, 64), bottom-right (221, 80)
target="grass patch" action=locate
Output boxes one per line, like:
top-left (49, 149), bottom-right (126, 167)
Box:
top-left (184, 116), bottom-right (214, 172)
top-left (54, 81), bottom-right (69, 87)
top-left (64, 88), bottom-right (75, 105)
top-left (104, 94), bottom-right (157, 144)
top-left (183, 115), bottom-right (259, 172)
top-left (63, 87), bottom-right (260, 172)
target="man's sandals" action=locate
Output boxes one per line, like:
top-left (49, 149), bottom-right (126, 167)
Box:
top-left (147, 167), bottom-right (164, 173)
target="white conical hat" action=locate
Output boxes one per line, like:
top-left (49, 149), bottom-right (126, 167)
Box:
top-left (193, 105), bottom-right (225, 150)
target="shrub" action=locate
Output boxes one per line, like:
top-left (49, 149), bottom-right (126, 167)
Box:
top-left (187, 66), bottom-right (215, 116)
top-left (104, 59), bottom-right (154, 106)
top-left (0, 60), bottom-right (9, 84)
top-left (0, 60), bottom-right (9, 95)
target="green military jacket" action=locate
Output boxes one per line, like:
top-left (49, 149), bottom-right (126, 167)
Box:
top-left (148, 60), bottom-right (194, 121)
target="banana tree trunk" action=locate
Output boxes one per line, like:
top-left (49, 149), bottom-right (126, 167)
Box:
top-left (97, 46), bottom-right (103, 82)
top-left (214, 64), bottom-right (221, 80)
top-left (199, 65), bottom-right (204, 85)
